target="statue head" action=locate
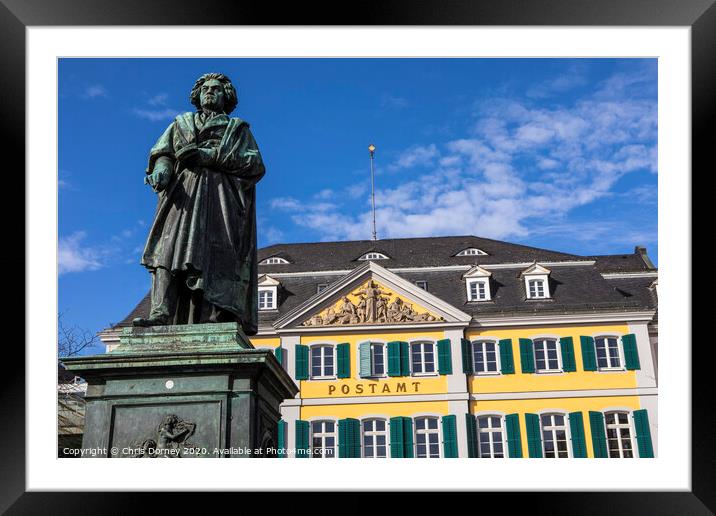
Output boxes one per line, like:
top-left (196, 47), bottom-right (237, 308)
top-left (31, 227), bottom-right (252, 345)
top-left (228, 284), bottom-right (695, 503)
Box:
top-left (190, 73), bottom-right (238, 115)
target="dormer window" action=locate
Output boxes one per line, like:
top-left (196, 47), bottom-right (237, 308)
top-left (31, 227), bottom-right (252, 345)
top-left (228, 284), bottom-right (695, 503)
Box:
top-left (415, 280), bottom-right (428, 291)
top-left (358, 252), bottom-right (389, 261)
top-left (456, 248), bottom-right (488, 257)
top-left (522, 263), bottom-right (551, 300)
top-left (260, 256), bottom-right (290, 265)
top-left (258, 275), bottom-right (280, 310)
top-left (463, 265), bottom-right (492, 302)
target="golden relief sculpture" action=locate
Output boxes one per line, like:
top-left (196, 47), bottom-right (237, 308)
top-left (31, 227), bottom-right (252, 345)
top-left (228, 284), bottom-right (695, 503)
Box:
top-left (302, 280), bottom-right (444, 326)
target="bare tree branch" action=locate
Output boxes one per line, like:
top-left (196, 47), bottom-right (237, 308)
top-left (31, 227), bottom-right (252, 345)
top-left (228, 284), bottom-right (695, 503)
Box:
top-left (58, 312), bottom-right (99, 359)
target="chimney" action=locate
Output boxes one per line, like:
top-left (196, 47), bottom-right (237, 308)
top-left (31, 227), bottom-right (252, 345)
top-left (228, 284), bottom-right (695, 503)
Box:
top-left (635, 246), bottom-right (656, 270)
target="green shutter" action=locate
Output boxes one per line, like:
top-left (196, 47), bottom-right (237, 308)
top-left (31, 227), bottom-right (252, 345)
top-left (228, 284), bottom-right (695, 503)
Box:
top-left (359, 341), bottom-right (372, 377)
top-left (589, 411), bottom-right (608, 458)
top-left (295, 345), bottom-right (309, 380)
top-left (499, 339), bottom-right (515, 374)
top-left (465, 414), bottom-right (478, 458)
top-left (622, 334), bottom-right (641, 370)
top-left (580, 336), bottom-right (597, 371)
top-left (338, 418), bottom-right (361, 458)
top-left (349, 418), bottom-right (361, 458)
top-left (505, 413), bottom-right (523, 458)
top-left (387, 341), bottom-right (402, 377)
top-left (400, 341), bottom-right (411, 376)
top-left (277, 420), bottom-right (286, 458)
top-left (274, 346), bottom-right (284, 366)
top-left (633, 409), bottom-right (654, 458)
top-left (442, 415), bottom-right (458, 458)
top-left (337, 343), bottom-right (350, 378)
top-left (295, 420), bottom-right (310, 458)
top-left (519, 339), bottom-right (535, 374)
top-left (461, 338), bottom-right (474, 374)
top-left (560, 337), bottom-right (576, 372)
top-left (437, 339), bottom-right (453, 375)
top-left (569, 412), bottom-right (587, 458)
top-left (525, 413), bottom-right (543, 458)
top-left (402, 417), bottom-right (414, 458)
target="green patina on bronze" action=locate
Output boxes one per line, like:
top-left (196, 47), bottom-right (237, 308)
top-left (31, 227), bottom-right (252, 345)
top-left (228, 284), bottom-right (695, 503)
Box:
top-left (135, 73), bottom-right (265, 335)
top-left (62, 74), bottom-right (298, 458)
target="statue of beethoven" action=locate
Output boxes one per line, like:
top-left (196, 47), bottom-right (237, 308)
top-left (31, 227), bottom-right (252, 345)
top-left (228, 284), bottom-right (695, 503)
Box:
top-left (133, 73), bottom-right (265, 335)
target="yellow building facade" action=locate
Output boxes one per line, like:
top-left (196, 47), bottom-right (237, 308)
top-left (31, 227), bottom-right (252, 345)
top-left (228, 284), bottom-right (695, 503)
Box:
top-left (108, 235), bottom-right (658, 459)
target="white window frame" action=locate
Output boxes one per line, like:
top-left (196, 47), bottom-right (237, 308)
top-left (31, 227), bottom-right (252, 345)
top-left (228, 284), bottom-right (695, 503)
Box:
top-left (603, 410), bottom-right (637, 458)
top-left (358, 252), bottom-right (389, 261)
top-left (316, 283), bottom-right (329, 294)
top-left (456, 248), bottom-right (488, 256)
top-left (526, 278), bottom-right (547, 299)
top-left (414, 280), bottom-right (428, 290)
top-left (361, 418), bottom-right (389, 458)
top-left (413, 415), bottom-right (442, 458)
top-left (370, 342), bottom-right (387, 377)
top-left (475, 414), bottom-right (507, 458)
top-left (466, 278), bottom-right (490, 301)
top-left (310, 419), bottom-right (337, 459)
top-left (533, 337), bottom-right (562, 373)
top-left (409, 340), bottom-right (438, 376)
top-left (309, 344), bottom-right (336, 380)
top-left (260, 256), bottom-right (289, 265)
top-left (539, 412), bottom-right (571, 458)
top-left (258, 287), bottom-right (277, 310)
top-left (594, 335), bottom-right (626, 371)
top-left (471, 340), bottom-right (501, 375)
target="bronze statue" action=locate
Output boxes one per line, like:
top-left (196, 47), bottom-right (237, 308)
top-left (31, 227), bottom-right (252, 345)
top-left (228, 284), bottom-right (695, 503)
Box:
top-left (133, 73), bottom-right (265, 334)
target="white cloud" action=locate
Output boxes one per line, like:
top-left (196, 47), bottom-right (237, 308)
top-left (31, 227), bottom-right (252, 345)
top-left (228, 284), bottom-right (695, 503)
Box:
top-left (58, 231), bottom-right (103, 275)
top-left (381, 94), bottom-right (409, 109)
top-left (148, 93), bottom-right (169, 106)
top-left (389, 144), bottom-right (439, 171)
top-left (132, 108), bottom-right (181, 122)
top-left (82, 84), bottom-right (108, 99)
top-left (277, 68), bottom-right (656, 246)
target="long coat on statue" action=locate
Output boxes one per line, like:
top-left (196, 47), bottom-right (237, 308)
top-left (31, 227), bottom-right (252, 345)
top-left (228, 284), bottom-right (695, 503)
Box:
top-left (141, 111), bottom-right (265, 334)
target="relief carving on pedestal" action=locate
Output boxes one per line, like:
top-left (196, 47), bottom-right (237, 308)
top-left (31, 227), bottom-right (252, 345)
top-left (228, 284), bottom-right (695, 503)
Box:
top-left (302, 280), bottom-right (443, 327)
top-left (135, 414), bottom-right (197, 458)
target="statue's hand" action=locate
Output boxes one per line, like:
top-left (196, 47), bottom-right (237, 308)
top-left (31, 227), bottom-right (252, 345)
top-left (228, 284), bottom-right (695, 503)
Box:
top-left (146, 169), bottom-right (170, 192)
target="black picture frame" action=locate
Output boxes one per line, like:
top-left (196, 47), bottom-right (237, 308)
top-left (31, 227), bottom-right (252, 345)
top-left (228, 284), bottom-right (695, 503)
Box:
top-left (2, 0), bottom-right (706, 511)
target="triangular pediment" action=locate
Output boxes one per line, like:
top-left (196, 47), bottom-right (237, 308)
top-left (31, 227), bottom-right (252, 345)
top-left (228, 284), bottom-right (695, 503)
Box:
top-left (273, 262), bottom-right (471, 329)
top-left (521, 263), bottom-right (551, 276)
top-left (463, 265), bottom-right (492, 278)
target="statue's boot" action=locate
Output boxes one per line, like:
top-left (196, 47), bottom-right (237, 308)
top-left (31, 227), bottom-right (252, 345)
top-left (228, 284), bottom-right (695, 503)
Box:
top-left (132, 267), bottom-right (176, 327)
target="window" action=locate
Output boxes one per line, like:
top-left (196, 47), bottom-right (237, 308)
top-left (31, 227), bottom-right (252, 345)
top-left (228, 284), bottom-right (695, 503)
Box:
top-left (456, 248), bottom-right (488, 256)
top-left (260, 256), bottom-right (289, 265)
top-left (605, 412), bottom-right (635, 458)
top-left (358, 252), bottom-right (389, 261)
top-left (477, 415), bottom-right (505, 458)
top-left (528, 279), bottom-right (546, 298)
top-left (362, 419), bottom-right (388, 458)
top-left (371, 343), bottom-right (385, 376)
top-left (258, 288), bottom-right (276, 310)
top-left (472, 340), bottom-right (500, 374)
top-left (316, 283), bottom-right (329, 294)
top-left (595, 336), bottom-right (623, 370)
top-left (311, 420), bottom-right (336, 459)
top-left (415, 280), bottom-right (428, 290)
top-left (414, 417), bottom-right (440, 458)
top-left (310, 345), bottom-right (335, 379)
top-left (533, 338), bottom-right (561, 373)
top-left (410, 341), bottom-right (436, 375)
top-left (541, 413), bottom-right (569, 458)
top-left (467, 278), bottom-right (490, 301)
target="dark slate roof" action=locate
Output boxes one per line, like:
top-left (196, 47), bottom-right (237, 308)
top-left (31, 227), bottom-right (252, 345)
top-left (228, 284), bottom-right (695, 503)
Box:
top-left (589, 247), bottom-right (656, 273)
top-left (258, 235), bottom-right (582, 274)
top-left (113, 236), bottom-right (657, 328)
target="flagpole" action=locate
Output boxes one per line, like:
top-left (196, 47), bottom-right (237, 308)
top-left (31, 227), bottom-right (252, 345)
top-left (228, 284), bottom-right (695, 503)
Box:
top-left (368, 143), bottom-right (377, 241)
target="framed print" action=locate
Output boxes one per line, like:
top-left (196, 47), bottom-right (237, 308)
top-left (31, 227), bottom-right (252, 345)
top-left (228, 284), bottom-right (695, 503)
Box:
top-left (2, 0), bottom-right (708, 511)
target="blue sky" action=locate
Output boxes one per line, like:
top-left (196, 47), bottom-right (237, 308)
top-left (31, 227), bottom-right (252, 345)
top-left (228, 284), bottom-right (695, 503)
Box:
top-left (58, 58), bottom-right (657, 344)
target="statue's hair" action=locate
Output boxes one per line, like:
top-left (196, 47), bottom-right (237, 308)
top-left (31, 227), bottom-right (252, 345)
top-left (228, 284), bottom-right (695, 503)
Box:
top-left (189, 72), bottom-right (238, 114)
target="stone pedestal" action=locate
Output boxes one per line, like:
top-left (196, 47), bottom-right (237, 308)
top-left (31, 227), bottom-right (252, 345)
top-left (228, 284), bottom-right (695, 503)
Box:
top-left (63, 322), bottom-right (297, 458)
